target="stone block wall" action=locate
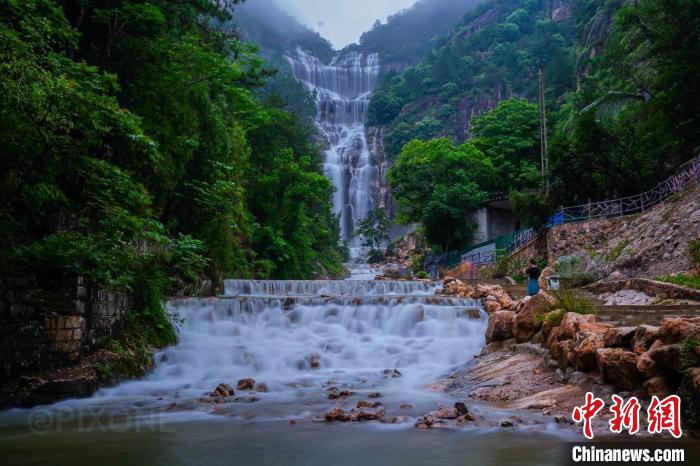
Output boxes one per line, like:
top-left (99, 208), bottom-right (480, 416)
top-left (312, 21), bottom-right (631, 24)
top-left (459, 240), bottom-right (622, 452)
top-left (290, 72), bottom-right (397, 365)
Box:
top-left (0, 275), bottom-right (132, 382)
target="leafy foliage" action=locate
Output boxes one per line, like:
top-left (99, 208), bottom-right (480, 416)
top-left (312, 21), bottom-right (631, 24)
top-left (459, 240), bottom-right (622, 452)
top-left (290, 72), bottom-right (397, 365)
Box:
top-left (387, 139), bottom-right (495, 251)
top-left (353, 209), bottom-right (390, 261)
top-left (0, 0), bottom-right (346, 306)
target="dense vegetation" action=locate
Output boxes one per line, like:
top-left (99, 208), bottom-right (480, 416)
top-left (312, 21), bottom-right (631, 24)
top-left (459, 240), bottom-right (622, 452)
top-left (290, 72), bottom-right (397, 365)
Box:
top-left (350, 0), bottom-right (481, 66)
top-left (372, 0), bottom-right (700, 249)
top-left (0, 0), bottom-right (346, 343)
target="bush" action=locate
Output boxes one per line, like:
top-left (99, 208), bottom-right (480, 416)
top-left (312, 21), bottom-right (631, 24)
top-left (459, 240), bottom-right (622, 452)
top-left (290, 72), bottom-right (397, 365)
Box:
top-left (661, 274), bottom-right (700, 290)
top-left (689, 239), bottom-right (700, 269)
top-left (551, 288), bottom-right (596, 315)
top-left (366, 249), bottom-right (386, 264)
top-left (415, 271), bottom-right (430, 279)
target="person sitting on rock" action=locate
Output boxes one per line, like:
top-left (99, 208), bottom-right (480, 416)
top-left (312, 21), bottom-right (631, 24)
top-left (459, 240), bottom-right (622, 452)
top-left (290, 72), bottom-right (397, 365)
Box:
top-left (523, 259), bottom-right (541, 296)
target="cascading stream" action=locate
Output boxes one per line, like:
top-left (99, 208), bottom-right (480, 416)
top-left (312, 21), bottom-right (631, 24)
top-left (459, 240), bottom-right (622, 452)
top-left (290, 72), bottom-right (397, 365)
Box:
top-left (287, 48), bottom-right (380, 255)
top-left (89, 277), bottom-right (487, 422)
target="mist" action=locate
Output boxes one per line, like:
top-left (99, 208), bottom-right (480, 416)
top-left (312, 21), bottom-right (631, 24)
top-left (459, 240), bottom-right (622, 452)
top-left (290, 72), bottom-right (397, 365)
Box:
top-left (270, 0), bottom-right (418, 49)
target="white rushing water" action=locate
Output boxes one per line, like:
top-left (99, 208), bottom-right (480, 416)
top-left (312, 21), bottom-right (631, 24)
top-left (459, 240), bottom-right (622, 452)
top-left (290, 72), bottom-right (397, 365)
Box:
top-left (91, 278), bottom-right (486, 421)
top-left (287, 48), bottom-right (380, 255)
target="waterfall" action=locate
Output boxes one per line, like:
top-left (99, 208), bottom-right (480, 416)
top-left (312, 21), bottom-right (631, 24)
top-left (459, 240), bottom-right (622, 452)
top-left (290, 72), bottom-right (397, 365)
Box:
top-left (287, 47), bottom-right (380, 256)
top-left (93, 277), bottom-right (486, 421)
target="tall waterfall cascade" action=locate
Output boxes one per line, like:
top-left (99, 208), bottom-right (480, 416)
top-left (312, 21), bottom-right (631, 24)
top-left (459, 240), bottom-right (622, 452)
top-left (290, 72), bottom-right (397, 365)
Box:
top-left (287, 48), bottom-right (380, 255)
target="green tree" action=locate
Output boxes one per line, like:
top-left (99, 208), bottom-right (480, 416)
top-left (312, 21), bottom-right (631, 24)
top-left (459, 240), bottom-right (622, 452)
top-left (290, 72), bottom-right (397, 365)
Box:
top-left (388, 138), bottom-right (494, 252)
top-left (471, 99), bottom-right (541, 191)
top-left (353, 208), bottom-right (390, 262)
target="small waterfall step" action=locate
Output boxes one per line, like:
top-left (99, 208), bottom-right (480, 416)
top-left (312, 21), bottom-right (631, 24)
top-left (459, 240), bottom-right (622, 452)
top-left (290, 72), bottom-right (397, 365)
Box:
top-left (223, 279), bottom-right (436, 297)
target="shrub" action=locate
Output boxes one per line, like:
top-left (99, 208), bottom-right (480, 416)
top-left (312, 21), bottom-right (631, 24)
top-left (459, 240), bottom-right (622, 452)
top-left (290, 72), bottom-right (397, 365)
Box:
top-left (551, 288), bottom-right (596, 315)
top-left (661, 274), bottom-right (700, 290)
top-left (689, 239), bottom-right (700, 269)
top-left (415, 271), bottom-right (430, 279)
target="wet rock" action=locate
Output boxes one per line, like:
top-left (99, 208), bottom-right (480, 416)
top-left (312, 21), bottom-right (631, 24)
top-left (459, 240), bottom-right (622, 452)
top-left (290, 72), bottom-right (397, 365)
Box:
top-left (325, 408), bottom-right (350, 422)
top-left (255, 383), bottom-right (268, 393)
top-left (357, 400), bottom-right (383, 409)
top-left (350, 407), bottom-right (385, 422)
top-left (596, 348), bottom-right (641, 391)
top-left (500, 419), bottom-right (514, 427)
top-left (454, 401), bottom-right (469, 416)
top-left (643, 375), bottom-right (674, 398)
top-left (310, 353), bottom-right (321, 369)
top-left (657, 317), bottom-right (700, 344)
top-left (483, 299), bottom-right (502, 314)
top-left (434, 407), bottom-right (458, 419)
top-left (368, 392), bottom-right (382, 398)
top-left (210, 383), bottom-right (235, 397)
top-left (399, 403), bottom-right (414, 410)
top-left (486, 310), bottom-right (515, 342)
top-left (414, 413), bottom-right (445, 429)
top-left (236, 378), bottom-right (255, 391)
top-left (383, 369), bottom-right (402, 378)
top-left (289, 420), bottom-right (297, 426)
top-left (328, 388), bottom-right (354, 400)
top-left (603, 327), bottom-right (636, 348)
top-left (456, 413), bottom-right (475, 425)
top-left (632, 325), bottom-right (660, 354)
top-left (513, 292), bottom-right (556, 343)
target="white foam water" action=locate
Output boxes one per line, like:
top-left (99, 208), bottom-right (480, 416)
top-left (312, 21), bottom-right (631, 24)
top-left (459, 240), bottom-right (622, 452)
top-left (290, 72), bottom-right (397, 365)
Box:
top-left (286, 48), bottom-right (380, 255)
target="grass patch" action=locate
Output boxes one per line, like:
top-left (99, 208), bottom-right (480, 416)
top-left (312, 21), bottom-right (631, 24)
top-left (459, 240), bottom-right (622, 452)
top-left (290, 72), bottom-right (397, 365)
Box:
top-left (660, 274), bottom-right (700, 290)
top-left (551, 288), bottom-right (596, 315)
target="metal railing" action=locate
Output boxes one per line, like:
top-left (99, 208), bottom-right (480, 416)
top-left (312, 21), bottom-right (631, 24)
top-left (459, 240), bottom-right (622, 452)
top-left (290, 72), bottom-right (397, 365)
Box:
top-left (447, 155), bottom-right (699, 267)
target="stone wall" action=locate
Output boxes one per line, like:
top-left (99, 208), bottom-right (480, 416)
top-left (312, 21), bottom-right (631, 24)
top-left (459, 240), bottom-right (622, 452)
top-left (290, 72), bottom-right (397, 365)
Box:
top-left (510, 233), bottom-right (548, 264)
top-left (512, 184), bottom-right (699, 278)
top-left (0, 275), bottom-right (132, 382)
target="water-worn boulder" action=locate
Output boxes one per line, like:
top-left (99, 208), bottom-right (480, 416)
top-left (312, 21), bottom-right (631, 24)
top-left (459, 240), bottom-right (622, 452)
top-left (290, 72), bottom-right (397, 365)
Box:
top-left (648, 343), bottom-right (683, 374)
top-left (632, 325), bottom-right (660, 354)
top-left (486, 311), bottom-right (516, 342)
top-left (513, 292), bottom-right (555, 343)
top-left (553, 340), bottom-right (575, 371)
top-left (210, 383), bottom-right (234, 397)
top-left (310, 353), bottom-right (321, 369)
top-left (325, 408), bottom-right (350, 422)
top-left (596, 348), bottom-right (641, 391)
top-left (643, 375), bottom-right (674, 398)
top-left (414, 413), bottom-right (445, 429)
top-left (574, 329), bottom-right (606, 372)
top-left (511, 296), bottom-right (531, 314)
top-left (657, 317), bottom-right (700, 344)
top-left (603, 327), bottom-right (636, 348)
top-left (483, 299), bottom-right (502, 314)
top-left (237, 378), bottom-right (255, 390)
top-left (454, 401), bottom-right (469, 416)
top-left (559, 313), bottom-right (602, 340)
top-left (637, 340), bottom-right (664, 379)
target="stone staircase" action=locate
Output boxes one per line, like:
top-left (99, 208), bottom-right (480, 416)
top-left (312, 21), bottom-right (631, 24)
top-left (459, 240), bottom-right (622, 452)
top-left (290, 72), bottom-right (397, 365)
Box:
top-left (595, 304), bottom-right (700, 327)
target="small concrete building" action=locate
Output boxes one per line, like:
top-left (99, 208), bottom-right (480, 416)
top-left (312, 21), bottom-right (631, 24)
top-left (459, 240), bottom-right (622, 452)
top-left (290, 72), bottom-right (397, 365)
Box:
top-left (471, 199), bottom-right (520, 245)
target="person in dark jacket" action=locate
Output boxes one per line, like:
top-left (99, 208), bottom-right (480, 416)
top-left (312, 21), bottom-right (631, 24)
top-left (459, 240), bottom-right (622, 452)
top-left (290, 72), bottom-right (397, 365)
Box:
top-left (523, 259), bottom-right (541, 296)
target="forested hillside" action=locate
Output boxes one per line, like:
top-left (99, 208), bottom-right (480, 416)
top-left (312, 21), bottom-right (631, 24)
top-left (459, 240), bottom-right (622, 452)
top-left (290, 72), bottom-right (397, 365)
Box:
top-left (349, 0), bottom-right (483, 67)
top-left (0, 0), bottom-right (347, 315)
top-left (373, 0), bottom-right (700, 250)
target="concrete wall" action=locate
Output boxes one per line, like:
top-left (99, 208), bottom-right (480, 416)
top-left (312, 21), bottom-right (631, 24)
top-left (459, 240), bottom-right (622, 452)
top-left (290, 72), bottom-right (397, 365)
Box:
top-left (0, 275), bottom-right (132, 382)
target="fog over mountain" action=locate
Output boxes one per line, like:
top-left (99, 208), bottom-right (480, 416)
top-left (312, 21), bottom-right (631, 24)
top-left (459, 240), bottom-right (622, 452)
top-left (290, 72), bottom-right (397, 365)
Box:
top-left (271, 0), bottom-right (418, 48)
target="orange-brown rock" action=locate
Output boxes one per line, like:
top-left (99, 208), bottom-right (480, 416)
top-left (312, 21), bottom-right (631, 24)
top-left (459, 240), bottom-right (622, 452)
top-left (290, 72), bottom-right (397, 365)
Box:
top-left (483, 299), bottom-right (502, 314)
top-left (603, 327), bottom-right (636, 348)
top-left (559, 313), bottom-right (605, 340)
top-left (648, 343), bottom-right (683, 373)
top-left (554, 340), bottom-right (575, 371)
top-left (210, 383), bottom-right (234, 397)
top-left (236, 378), bottom-right (255, 390)
top-left (657, 317), bottom-right (700, 344)
top-left (512, 292), bottom-right (555, 343)
top-left (325, 408), bottom-right (350, 422)
top-left (643, 375), bottom-right (674, 398)
top-left (573, 329), bottom-right (606, 372)
top-left (632, 325), bottom-right (660, 354)
top-left (486, 310), bottom-right (516, 342)
top-left (596, 348), bottom-right (641, 391)
top-left (637, 340), bottom-right (664, 379)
